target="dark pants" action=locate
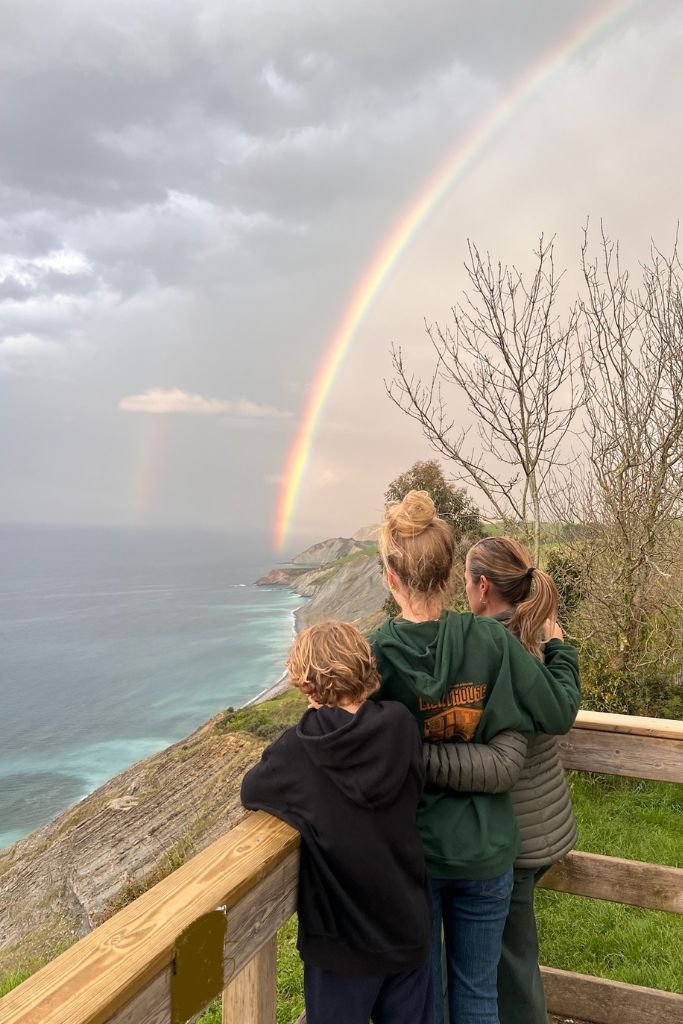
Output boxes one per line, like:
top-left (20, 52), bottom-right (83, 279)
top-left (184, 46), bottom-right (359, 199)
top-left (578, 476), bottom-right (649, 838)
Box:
top-left (497, 866), bottom-right (550, 1024)
top-left (303, 958), bottom-right (434, 1024)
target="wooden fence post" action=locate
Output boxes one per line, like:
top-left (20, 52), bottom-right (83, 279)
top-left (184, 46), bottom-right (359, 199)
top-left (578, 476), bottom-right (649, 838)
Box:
top-left (222, 934), bottom-right (277, 1024)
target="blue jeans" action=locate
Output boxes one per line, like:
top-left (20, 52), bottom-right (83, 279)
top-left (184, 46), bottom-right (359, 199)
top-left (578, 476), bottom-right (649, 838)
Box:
top-left (430, 869), bottom-right (514, 1024)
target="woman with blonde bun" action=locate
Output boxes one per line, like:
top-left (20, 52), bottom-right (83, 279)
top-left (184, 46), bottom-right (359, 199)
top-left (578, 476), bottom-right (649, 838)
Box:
top-left (371, 491), bottom-right (580, 1024)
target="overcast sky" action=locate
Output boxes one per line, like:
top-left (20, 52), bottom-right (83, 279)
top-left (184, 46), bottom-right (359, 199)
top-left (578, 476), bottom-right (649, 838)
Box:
top-left (1, 0), bottom-right (681, 553)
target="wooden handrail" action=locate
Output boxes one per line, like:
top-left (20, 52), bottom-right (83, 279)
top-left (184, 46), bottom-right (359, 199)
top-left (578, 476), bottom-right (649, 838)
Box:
top-left (573, 710), bottom-right (683, 740)
top-left (559, 714), bottom-right (682, 782)
top-left (1, 711), bottom-right (681, 1024)
top-left (541, 850), bottom-right (683, 913)
top-left (0, 812), bottom-right (299, 1024)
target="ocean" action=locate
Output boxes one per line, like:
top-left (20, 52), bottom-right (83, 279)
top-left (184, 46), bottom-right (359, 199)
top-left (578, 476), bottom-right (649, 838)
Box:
top-left (0, 524), bottom-right (302, 850)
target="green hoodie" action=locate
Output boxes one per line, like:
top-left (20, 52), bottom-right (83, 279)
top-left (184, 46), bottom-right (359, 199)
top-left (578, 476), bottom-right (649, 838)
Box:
top-left (371, 611), bottom-right (580, 879)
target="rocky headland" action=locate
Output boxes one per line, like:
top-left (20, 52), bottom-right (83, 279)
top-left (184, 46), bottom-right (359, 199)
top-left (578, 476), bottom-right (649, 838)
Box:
top-left (255, 530), bottom-right (385, 634)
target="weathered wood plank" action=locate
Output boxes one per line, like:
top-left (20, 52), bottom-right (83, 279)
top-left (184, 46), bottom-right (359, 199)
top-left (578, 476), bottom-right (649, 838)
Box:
top-left (222, 935), bottom-right (277, 1024)
top-left (574, 711), bottom-right (683, 740)
top-left (104, 848), bottom-right (300, 1024)
top-left (541, 850), bottom-right (683, 913)
top-left (105, 970), bottom-right (172, 1024)
top-left (541, 966), bottom-right (683, 1024)
top-left (558, 729), bottom-right (683, 782)
top-left (222, 849), bottom-right (299, 989)
top-left (1, 812), bottom-right (299, 1024)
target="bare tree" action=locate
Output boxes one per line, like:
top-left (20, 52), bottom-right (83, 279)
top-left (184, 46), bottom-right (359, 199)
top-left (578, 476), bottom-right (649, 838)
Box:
top-left (386, 237), bottom-right (582, 564)
top-left (573, 225), bottom-right (683, 708)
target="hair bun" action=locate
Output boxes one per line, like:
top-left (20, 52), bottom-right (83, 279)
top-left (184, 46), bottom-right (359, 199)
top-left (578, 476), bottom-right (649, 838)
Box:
top-left (386, 489), bottom-right (436, 537)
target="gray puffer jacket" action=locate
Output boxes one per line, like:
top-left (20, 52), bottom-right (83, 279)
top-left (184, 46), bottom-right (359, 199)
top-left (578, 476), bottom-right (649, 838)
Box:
top-left (512, 732), bottom-right (577, 867)
top-left (424, 726), bottom-right (577, 868)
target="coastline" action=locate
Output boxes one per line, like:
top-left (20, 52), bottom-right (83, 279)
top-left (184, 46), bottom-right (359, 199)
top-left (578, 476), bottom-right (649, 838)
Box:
top-left (242, 669), bottom-right (291, 706)
top-left (242, 604), bottom-right (301, 707)
top-left (0, 581), bottom-right (305, 851)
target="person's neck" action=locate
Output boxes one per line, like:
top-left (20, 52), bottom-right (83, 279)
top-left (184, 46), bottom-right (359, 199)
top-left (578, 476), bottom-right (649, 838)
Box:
top-left (484, 597), bottom-right (513, 618)
top-left (395, 596), bottom-right (444, 623)
top-left (336, 699), bottom-right (364, 714)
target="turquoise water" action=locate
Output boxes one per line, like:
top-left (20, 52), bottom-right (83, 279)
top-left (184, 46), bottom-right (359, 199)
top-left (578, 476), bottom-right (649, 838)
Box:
top-left (0, 525), bottom-right (301, 849)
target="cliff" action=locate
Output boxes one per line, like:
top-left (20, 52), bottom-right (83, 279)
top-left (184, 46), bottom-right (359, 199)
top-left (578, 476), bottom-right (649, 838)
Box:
top-left (289, 536), bottom-right (369, 565)
top-left (351, 524), bottom-right (380, 542)
top-left (0, 538), bottom-right (388, 979)
top-left (0, 694), bottom-right (305, 977)
top-left (255, 532), bottom-right (386, 632)
top-left (293, 552), bottom-right (386, 633)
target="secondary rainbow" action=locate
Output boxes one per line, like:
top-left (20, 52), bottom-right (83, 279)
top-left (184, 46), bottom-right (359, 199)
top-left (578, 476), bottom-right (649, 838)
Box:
top-left (273, 0), bottom-right (636, 551)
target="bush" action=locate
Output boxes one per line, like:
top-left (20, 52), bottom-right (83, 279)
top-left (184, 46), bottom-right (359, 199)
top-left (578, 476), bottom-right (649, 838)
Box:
top-left (577, 643), bottom-right (683, 719)
top-left (545, 549), bottom-right (586, 620)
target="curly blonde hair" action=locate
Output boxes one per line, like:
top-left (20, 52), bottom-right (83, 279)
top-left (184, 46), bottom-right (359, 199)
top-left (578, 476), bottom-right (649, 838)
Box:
top-left (287, 620), bottom-right (380, 706)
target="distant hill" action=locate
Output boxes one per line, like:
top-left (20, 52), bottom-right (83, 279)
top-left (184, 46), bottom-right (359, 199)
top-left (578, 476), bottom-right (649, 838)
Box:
top-left (351, 524), bottom-right (380, 542)
top-left (289, 537), bottom-right (366, 565)
top-left (256, 532), bottom-right (385, 634)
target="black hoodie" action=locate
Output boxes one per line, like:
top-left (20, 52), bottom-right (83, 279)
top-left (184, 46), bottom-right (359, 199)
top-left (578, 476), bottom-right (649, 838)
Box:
top-left (240, 700), bottom-right (431, 975)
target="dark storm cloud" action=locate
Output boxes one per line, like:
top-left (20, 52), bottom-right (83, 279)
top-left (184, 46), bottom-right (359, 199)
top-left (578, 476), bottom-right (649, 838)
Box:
top-left (0, 0), bottom-right (652, 331)
top-left (1, 0), bottom-right (663, 532)
top-left (1, 0), bottom-right (599, 215)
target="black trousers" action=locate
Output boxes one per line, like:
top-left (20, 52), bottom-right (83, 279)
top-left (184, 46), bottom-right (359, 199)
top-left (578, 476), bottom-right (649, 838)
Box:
top-left (304, 958), bottom-right (434, 1024)
top-left (497, 865), bottom-right (550, 1024)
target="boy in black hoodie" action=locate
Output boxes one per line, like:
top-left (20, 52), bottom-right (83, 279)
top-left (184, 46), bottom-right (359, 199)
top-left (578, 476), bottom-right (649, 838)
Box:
top-left (241, 620), bottom-right (433, 1024)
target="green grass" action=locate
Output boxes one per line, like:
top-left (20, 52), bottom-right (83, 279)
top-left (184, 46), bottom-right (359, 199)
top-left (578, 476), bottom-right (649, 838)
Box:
top-left (566, 773), bottom-right (681, 867)
top-left (215, 688), bottom-right (305, 741)
top-left (274, 916), bottom-right (305, 1024)
top-left (536, 774), bottom-right (683, 993)
top-left (0, 970), bottom-right (32, 998)
top-left (196, 918), bottom-right (304, 1024)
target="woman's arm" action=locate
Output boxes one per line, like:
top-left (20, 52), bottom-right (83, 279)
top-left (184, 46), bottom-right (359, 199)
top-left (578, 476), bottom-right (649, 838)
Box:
top-left (423, 730), bottom-right (528, 793)
top-left (513, 636), bottom-right (581, 735)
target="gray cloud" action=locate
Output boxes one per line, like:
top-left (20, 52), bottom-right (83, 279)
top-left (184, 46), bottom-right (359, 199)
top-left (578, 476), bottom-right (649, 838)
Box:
top-left (1, 0), bottom-right (678, 539)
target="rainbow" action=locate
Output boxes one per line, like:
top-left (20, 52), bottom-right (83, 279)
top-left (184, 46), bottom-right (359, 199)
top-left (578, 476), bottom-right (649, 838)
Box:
top-left (273, 0), bottom-right (637, 551)
top-left (132, 413), bottom-right (170, 522)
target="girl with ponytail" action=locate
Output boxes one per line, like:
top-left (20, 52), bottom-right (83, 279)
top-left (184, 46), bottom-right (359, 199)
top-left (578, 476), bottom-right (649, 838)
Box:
top-left (372, 492), bottom-right (580, 1024)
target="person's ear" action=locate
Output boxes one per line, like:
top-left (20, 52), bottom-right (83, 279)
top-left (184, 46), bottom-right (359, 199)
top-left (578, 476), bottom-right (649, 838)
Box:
top-left (386, 567), bottom-right (400, 593)
top-left (480, 574), bottom-right (490, 599)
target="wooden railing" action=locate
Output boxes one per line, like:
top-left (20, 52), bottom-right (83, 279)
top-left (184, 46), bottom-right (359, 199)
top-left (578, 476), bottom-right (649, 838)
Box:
top-left (1, 711), bottom-right (682, 1024)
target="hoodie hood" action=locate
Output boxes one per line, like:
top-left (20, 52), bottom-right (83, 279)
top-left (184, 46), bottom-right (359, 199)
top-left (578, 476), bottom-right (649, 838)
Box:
top-left (372, 610), bottom-right (475, 702)
top-left (296, 701), bottom-right (417, 809)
